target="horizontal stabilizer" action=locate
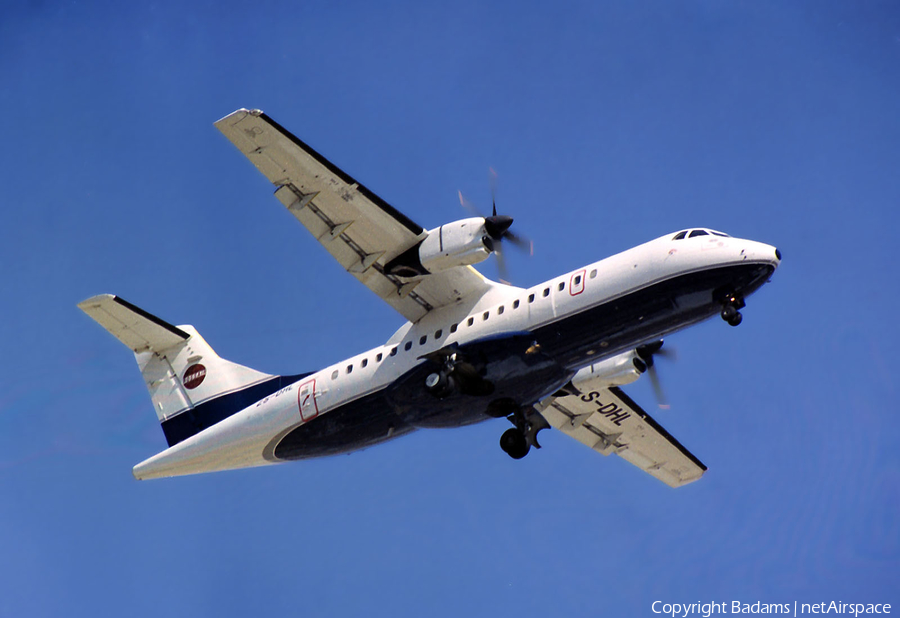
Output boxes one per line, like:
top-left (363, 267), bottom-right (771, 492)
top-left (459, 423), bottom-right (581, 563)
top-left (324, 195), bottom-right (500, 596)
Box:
top-left (78, 294), bottom-right (188, 353)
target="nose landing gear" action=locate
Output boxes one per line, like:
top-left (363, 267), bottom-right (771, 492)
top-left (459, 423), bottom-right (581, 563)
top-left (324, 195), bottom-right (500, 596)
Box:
top-left (720, 293), bottom-right (745, 326)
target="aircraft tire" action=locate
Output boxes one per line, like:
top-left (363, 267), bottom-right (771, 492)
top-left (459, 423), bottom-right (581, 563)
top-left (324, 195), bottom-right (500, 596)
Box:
top-left (721, 305), bottom-right (738, 322)
top-left (500, 428), bottom-right (530, 459)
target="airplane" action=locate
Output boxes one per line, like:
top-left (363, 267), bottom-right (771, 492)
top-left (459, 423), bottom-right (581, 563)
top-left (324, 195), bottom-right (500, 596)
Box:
top-left (78, 108), bottom-right (781, 487)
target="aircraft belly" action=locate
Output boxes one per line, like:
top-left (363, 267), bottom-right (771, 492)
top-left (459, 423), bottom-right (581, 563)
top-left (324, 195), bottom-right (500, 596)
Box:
top-left (271, 391), bottom-right (416, 460)
top-left (385, 333), bottom-right (570, 428)
top-left (272, 342), bottom-right (572, 459)
top-left (536, 262), bottom-right (775, 370)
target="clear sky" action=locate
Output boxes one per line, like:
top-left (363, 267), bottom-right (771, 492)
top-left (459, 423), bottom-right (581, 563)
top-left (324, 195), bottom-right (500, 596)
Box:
top-left (1, 1), bottom-right (898, 616)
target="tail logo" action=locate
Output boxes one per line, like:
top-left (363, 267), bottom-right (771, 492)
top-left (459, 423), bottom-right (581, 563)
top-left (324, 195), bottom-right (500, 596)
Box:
top-left (183, 364), bottom-right (207, 389)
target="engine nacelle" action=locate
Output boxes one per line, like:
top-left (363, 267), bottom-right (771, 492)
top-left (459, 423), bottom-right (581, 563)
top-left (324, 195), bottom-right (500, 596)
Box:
top-left (571, 350), bottom-right (643, 393)
top-left (384, 217), bottom-right (494, 277)
top-left (418, 218), bottom-right (493, 274)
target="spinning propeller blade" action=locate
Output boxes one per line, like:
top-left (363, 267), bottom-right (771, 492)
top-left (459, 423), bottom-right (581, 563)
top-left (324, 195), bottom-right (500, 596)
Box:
top-left (636, 340), bottom-right (676, 409)
top-left (457, 168), bottom-right (532, 280)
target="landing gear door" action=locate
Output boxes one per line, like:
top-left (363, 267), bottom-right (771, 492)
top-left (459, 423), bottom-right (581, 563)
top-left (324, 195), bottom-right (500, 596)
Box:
top-left (297, 379), bottom-right (319, 421)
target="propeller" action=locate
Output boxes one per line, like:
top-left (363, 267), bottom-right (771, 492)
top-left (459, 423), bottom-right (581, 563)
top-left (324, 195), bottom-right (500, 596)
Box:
top-left (635, 340), bottom-right (677, 409)
top-left (458, 168), bottom-right (533, 282)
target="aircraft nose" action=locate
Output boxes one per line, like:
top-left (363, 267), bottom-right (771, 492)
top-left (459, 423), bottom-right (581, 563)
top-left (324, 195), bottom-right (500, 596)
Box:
top-left (752, 242), bottom-right (781, 269)
top-left (758, 242), bottom-right (781, 267)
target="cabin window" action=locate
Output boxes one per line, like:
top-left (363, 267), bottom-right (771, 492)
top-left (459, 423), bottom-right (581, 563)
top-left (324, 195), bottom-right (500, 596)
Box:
top-left (450, 323), bottom-right (458, 333)
top-left (467, 317), bottom-right (474, 326)
top-left (419, 335), bottom-right (427, 345)
top-left (689, 229), bottom-right (709, 238)
top-left (331, 370), bottom-right (338, 380)
top-left (405, 341), bottom-right (413, 351)
top-left (390, 347), bottom-right (398, 357)
top-left (361, 358), bottom-right (368, 368)
top-left (483, 311), bottom-right (489, 321)
top-left (376, 353), bottom-right (383, 362)
top-left (497, 306), bottom-right (504, 315)
top-left (558, 282), bottom-right (565, 292)
top-left (513, 300), bottom-right (520, 309)
top-left (543, 288), bottom-right (550, 297)
top-left (435, 329), bottom-right (443, 339)
top-left (672, 231), bottom-right (687, 240)
top-left (346, 364), bottom-right (353, 374)
top-left (528, 294), bottom-right (535, 303)
top-left (589, 269), bottom-right (597, 279)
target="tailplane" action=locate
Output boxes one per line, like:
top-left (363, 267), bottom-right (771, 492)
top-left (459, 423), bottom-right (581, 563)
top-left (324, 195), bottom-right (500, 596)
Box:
top-left (78, 295), bottom-right (302, 447)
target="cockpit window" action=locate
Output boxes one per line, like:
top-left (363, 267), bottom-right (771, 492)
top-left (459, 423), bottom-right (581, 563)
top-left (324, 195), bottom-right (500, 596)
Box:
top-left (672, 231), bottom-right (687, 240)
top-left (689, 229), bottom-right (709, 238)
top-left (710, 230), bottom-right (730, 237)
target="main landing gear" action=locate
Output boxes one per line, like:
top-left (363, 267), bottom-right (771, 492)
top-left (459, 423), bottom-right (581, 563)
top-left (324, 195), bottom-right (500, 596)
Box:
top-left (720, 293), bottom-right (745, 327)
top-left (500, 428), bottom-right (529, 459)
top-left (425, 370), bottom-right (455, 399)
top-left (423, 350), bottom-right (494, 398)
top-left (499, 406), bottom-right (549, 460)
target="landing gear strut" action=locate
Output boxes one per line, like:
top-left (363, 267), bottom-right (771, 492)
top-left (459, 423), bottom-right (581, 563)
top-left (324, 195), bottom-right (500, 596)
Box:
top-left (498, 407), bottom-right (550, 460)
top-left (720, 293), bottom-right (745, 327)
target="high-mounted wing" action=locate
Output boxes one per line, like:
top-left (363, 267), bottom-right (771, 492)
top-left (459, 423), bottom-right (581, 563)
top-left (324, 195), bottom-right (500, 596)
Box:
top-left (215, 109), bottom-right (494, 323)
top-left (537, 386), bottom-right (706, 487)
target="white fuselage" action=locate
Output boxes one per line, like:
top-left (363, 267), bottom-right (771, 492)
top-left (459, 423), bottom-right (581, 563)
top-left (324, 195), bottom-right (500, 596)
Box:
top-left (133, 230), bottom-right (780, 479)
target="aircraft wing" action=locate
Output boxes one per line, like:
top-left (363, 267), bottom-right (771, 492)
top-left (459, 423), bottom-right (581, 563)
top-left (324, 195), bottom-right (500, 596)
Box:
top-left (536, 386), bottom-right (706, 487)
top-left (215, 109), bottom-right (494, 323)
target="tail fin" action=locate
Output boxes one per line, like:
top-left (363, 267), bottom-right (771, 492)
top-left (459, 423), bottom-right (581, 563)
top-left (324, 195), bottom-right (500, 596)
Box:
top-left (78, 295), bottom-right (300, 447)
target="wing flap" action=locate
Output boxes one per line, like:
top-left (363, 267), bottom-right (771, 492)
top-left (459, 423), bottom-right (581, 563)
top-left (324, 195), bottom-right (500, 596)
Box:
top-left (538, 386), bottom-right (706, 488)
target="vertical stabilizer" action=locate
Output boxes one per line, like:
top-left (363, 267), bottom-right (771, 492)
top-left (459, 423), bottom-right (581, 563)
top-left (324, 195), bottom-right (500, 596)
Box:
top-left (78, 295), bottom-right (298, 447)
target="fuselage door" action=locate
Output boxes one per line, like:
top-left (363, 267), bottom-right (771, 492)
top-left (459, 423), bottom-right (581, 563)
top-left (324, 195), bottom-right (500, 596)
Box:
top-left (297, 379), bottom-right (319, 421)
top-left (570, 269), bottom-right (586, 296)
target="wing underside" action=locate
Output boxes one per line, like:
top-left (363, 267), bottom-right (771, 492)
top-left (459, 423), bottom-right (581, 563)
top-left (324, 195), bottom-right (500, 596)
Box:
top-left (537, 386), bottom-right (706, 487)
top-left (215, 109), bottom-right (494, 322)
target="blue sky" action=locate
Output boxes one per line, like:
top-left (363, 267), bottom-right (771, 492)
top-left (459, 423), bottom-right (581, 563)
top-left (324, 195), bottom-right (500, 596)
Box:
top-left (1, 1), bottom-right (898, 616)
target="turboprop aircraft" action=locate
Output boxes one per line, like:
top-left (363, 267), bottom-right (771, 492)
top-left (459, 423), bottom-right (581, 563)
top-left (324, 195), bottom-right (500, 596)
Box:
top-left (78, 109), bottom-right (781, 487)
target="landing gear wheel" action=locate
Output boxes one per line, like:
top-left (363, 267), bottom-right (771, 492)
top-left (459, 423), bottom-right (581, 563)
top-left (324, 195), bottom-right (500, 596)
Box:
top-left (721, 304), bottom-right (743, 326)
top-left (500, 428), bottom-right (530, 459)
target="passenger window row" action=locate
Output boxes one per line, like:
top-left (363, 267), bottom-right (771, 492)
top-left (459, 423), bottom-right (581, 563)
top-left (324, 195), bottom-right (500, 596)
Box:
top-left (330, 270), bottom-right (597, 380)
